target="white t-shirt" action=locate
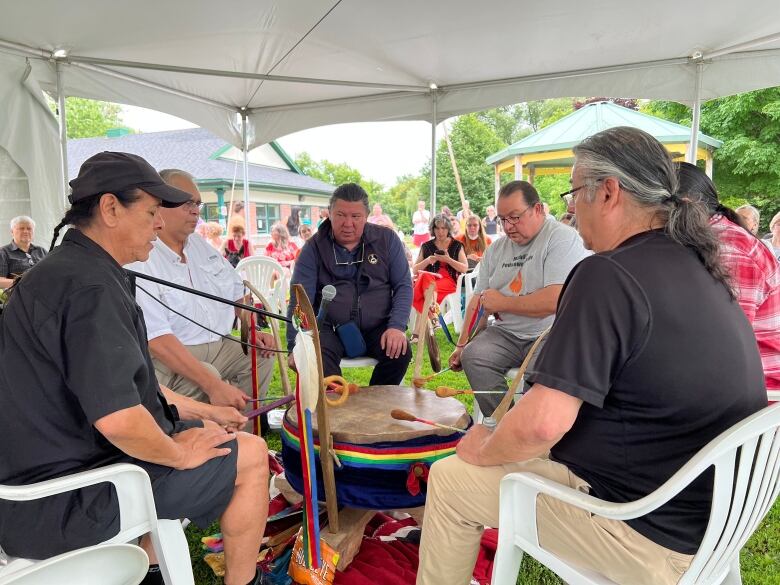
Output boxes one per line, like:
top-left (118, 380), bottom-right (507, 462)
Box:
top-left (475, 220), bottom-right (588, 340)
top-left (127, 234), bottom-right (244, 345)
top-left (412, 210), bottom-right (430, 235)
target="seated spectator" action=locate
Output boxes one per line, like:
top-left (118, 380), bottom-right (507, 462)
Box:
top-left (482, 205), bottom-right (501, 237)
top-left (223, 220), bottom-right (254, 268)
top-left (559, 211), bottom-right (575, 225)
top-left (456, 200), bottom-right (472, 232)
top-left (0, 152), bottom-right (268, 585)
top-left (418, 127), bottom-right (767, 585)
top-left (677, 162), bottom-right (780, 396)
top-left (367, 203), bottom-right (395, 229)
top-left (413, 214), bottom-right (468, 306)
top-left (265, 222), bottom-right (298, 271)
top-left (0, 215), bottom-right (47, 289)
top-left (456, 215), bottom-right (492, 269)
top-left (736, 204), bottom-right (761, 235)
top-left (286, 207), bottom-right (301, 238)
top-left (206, 221), bottom-right (224, 249)
top-left (294, 223), bottom-right (313, 259)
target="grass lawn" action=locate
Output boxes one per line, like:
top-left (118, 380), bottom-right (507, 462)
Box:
top-left (186, 327), bottom-right (780, 584)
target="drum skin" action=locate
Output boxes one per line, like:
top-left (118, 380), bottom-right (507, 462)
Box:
top-left (281, 385), bottom-right (471, 509)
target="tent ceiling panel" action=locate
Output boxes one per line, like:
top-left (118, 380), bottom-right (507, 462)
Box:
top-left (1, 1), bottom-right (779, 149)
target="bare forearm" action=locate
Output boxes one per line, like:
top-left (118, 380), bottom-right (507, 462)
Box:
top-left (95, 405), bottom-right (184, 468)
top-left (149, 335), bottom-right (219, 397)
top-left (0, 277), bottom-right (14, 289)
top-left (499, 285), bottom-right (561, 318)
top-left (160, 385), bottom-right (208, 421)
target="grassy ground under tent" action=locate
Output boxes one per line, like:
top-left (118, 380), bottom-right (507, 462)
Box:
top-left (185, 328), bottom-right (780, 584)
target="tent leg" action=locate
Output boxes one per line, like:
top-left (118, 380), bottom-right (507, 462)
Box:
top-left (241, 110), bottom-right (251, 234)
top-left (430, 89), bottom-right (437, 214)
top-left (55, 61), bottom-right (69, 204)
top-left (687, 61), bottom-right (703, 164)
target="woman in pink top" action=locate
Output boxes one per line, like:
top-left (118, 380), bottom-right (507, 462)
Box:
top-left (264, 223), bottom-right (298, 270)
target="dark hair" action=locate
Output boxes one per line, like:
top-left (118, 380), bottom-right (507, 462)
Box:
top-left (329, 183), bottom-right (369, 213)
top-left (498, 180), bottom-right (541, 207)
top-left (573, 126), bottom-right (733, 298)
top-left (675, 162), bottom-right (754, 235)
top-left (49, 189), bottom-right (142, 251)
top-left (429, 213), bottom-right (452, 237)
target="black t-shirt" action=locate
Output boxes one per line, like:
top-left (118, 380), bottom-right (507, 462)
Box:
top-left (527, 230), bottom-right (767, 555)
top-left (0, 228), bottom-right (177, 486)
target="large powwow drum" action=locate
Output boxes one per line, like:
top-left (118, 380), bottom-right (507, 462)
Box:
top-left (281, 385), bottom-right (471, 509)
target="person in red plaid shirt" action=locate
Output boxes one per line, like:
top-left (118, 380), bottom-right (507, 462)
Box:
top-left (678, 162), bottom-right (780, 395)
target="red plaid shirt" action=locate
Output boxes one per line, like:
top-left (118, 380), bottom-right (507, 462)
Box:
top-left (711, 216), bottom-right (780, 392)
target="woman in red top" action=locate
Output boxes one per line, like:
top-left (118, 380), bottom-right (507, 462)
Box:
top-left (456, 214), bottom-right (492, 270)
top-left (264, 223), bottom-right (298, 271)
top-left (223, 221), bottom-right (253, 267)
top-left (413, 214), bottom-right (468, 304)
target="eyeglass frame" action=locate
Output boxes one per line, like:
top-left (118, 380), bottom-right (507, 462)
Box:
top-left (559, 178), bottom-right (604, 201)
top-left (181, 199), bottom-right (204, 210)
top-left (497, 204), bottom-right (537, 226)
top-left (333, 242), bottom-right (365, 266)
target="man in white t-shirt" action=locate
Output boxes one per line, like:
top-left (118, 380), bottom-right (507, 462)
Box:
top-left (129, 169), bottom-right (275, 411)
top-left (449, 181), bottom-right (587, 414)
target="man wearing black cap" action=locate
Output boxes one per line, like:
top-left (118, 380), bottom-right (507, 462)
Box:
top-left (0, 152), bottom-right (269, 585)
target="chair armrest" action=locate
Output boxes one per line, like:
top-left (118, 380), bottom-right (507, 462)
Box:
top-left (0, 464), bottom-right (150, 502)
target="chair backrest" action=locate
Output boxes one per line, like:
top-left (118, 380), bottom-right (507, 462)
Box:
top-left (235, 256), bottom-right (288, 314)
top-left (679, 404), bottom-right (780, 584)
top-left (235, 256), bottom-right (285, 292)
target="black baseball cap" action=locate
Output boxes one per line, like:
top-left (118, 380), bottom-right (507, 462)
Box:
top-left (68, 151), bottom-right (191, 207)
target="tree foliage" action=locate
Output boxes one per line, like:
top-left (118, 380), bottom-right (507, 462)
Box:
top-left (63, 97), bottom-right (127, 139)
top-left (294, 152), bottom-right (385, 201)
top-left (643, 88), bottom-right (780, 232)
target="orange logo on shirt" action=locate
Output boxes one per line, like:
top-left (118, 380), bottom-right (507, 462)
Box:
top-left (508, 270), bottom-right (523, 295)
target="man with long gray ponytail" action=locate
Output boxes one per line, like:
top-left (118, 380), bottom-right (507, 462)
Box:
top-left (417, 127), bottom-right (767, 585)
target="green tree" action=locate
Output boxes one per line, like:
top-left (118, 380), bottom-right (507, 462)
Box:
top-left (382, 174), bottom-right (424, 232)
top-left (418, 113), bottom-right (506, 216)
top-left (63, 97), bottom-right (127, 139)
top-left (644, 88), bottom-right (780, 232)
top-left (294, 152), bottom-right (386, 203)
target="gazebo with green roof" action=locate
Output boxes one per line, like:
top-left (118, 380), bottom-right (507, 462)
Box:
top-left (486, 101), bottom-right (722, 194)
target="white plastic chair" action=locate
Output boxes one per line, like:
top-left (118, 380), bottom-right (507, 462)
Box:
top-left (0, 463), bottom-right (194, 585)
top-left (235, 256), bottom-right (288, 317)
top-left (0, 543), bottom-right (148, 585)
top-left (492, 403), bottom-right (780, 585)
top-left (340, 357), bottom-right (378, 369)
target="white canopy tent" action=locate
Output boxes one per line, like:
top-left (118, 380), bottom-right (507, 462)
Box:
top-left (1, 0), bottom-right (780, 239)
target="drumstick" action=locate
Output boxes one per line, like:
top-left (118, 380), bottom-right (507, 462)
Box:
top-left (390, 409), bottom-right (466, 434)
top-left (327, 381), bottom-right (359, 394)
top-left (434, 386), bottom-right (505, 398)
top-left (411, 367), bottom-right (452, 388)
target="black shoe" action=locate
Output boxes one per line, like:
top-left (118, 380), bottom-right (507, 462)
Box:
top-left (260, 413), bottom-right (270, 436)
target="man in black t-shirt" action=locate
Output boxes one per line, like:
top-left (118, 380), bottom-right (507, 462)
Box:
top-left (417, 127), bottom-right (768, 585)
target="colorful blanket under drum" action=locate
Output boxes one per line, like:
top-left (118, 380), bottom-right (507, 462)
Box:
top-left (281, 385), bottom-right (471, 510)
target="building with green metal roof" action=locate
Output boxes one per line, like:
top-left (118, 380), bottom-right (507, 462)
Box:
top-left (486, 101), bottom-right (722, 191)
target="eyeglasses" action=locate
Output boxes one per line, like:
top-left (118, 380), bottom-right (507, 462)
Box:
top-left (497, 206), bottom-right (535, 226)
top-left (559, 179), bottom-right (603, 200)
top-left (333, 242), bottom-right (364, 266)
top-left (182, 200), bottom-right (204, 210)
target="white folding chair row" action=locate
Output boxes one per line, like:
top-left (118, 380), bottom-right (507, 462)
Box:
top-left (492, 403), bottom-right (780, 585)
top-left (235, 256), bottom-right (289, 317)
top-left (0, 463), bottom-right (194, 585)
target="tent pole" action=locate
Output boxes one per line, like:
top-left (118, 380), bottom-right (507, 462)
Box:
top-left (687, 61), bottom-right (704, 164)
top-left (55, 61), bottom-right (69, 205)
top-left (430, 89), bottom-right (437, 214)
top-left (241, 110), bottom-right (251, 235)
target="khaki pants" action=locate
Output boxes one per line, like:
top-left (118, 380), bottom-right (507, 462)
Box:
top-left (154, 337), bottom-right (274, 404)
top-left (416, 455), bottom-right (692, 585)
